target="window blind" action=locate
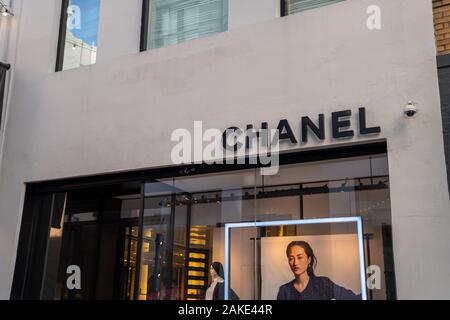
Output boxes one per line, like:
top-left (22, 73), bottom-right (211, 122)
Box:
top-left (286, 0), bottom-right (344, 14)
top-left (148, 0), bottom-right (228, 49)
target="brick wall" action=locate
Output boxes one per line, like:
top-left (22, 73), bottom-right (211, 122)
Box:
top-left (433, 0), bottom-right (450, 55)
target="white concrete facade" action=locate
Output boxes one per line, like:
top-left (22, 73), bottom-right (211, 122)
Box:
top-left (0, 0), bottom-right (449, 299)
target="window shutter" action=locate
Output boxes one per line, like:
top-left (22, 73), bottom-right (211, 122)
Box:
top-left (148, 0), bottom-right (228, 49)
top-left (287, 0), bottom-right (344, 14)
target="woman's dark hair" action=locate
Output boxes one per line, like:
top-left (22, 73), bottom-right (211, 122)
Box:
top-left (285, 241), bottom-right (317, 277)
top-left (211, 261), bottom-right (225, 278)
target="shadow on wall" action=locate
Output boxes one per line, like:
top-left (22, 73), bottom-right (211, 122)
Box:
top-left (437, 54), bottom-right (450, 195)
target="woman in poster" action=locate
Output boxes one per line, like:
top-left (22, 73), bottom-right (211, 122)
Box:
top-left (277, 241), bottom-right (361, 300)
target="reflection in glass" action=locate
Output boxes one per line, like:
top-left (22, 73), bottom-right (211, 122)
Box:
top-left (42, 184), bottom-right (141, 300)
top-left (121, 226), bottom-right (138, 300)
top-left (60, 0), bottom-right (100, 71)
top-left (139, 170), bottom-right (257, 300)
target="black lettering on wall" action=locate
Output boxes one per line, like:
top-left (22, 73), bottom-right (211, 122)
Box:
top-left (277, 119), bottom-right (298, 143)
top-left (332, 110), bottom-right (354, 139)
top-left (301, 114), bottom-right (325, 143)
top-left (359, 107), bottom-right (381, 135)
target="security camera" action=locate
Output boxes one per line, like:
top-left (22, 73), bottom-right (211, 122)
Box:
top-left (404, 101), bottom-right (418, 117)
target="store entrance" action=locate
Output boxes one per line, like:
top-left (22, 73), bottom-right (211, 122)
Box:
top-left (41, 181), bottom-right (212, 300)
top-left (137, 184), bottom-right (210, 300)
top-left (42, 183), bottom-right (142, 300)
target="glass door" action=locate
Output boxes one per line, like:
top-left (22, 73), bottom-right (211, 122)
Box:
top-left (137, 181), bottom-right (189, 300)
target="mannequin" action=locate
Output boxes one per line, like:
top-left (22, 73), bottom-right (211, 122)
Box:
top-left (204, 262), bottom-right (239, 300)
top-left (205, 262), bottom-right (224, 300)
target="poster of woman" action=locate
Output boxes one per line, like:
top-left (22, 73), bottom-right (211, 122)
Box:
top-left (261, 234), bottom-right (362, 300)
top-left (277, 241), bottom-right (361, 300)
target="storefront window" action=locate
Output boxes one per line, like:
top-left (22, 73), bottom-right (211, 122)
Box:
top-left (138, 170), bottom-right (257, 300)
top-left (34, 152), bottom-right (395, 300)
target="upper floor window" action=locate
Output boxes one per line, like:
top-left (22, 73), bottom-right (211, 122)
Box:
top-left (141, 0), bottom-right (228, 50)
top-left (282, 0), bottom-right (344, 16)
top-left (56, 0), bottom-right (100, 71)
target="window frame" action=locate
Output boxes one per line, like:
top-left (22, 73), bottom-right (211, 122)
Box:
top-left (280, 0), bottom-right (287, 17)
top-left (55, 0), bottom-right (70, 72)
top-left (140, 0), bottom-right (150, 52)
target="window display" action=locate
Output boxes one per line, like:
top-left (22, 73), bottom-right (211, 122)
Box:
top-left (34, 152), bottom-right (395, 300)
top-left (225, 217), bottom-right (366, 300)
top-left (205, 262), bottom-right (239, 300)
